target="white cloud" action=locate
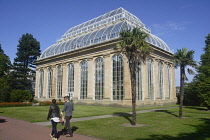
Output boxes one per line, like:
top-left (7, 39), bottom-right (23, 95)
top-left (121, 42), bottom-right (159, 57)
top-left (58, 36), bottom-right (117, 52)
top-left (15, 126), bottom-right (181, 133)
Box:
top-left (152, 21), bottom-right (191, 36)
top-left (181, 4), bottom-right (193, 9)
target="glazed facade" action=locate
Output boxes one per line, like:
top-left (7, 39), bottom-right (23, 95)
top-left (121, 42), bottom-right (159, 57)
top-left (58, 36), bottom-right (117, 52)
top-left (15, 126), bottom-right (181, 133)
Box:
top-left (35, 8), bottom-right (176, 107)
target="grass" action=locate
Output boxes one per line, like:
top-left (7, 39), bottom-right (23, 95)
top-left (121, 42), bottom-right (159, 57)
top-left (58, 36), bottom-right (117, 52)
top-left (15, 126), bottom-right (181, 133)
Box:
top-left (0, 104), bottom-right (177, 122)
top-left (64, 107), bottom-right (210, 140)
top-left (1, 104), bottom-right (209, 140)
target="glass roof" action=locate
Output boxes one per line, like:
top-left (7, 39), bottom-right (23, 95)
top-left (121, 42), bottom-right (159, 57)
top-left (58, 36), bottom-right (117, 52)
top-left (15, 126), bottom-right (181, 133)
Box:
top-left (39, 8), bottom-right (172, 60)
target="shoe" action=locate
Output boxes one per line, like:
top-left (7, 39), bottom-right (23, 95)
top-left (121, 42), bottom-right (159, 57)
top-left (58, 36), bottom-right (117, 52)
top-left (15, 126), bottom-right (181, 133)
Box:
top-left (66, 134), bottom-right (73, 137)
top-left (49, 134), bottom-right (54, 138)
top-left (52, 138), bottom-right (57, 140)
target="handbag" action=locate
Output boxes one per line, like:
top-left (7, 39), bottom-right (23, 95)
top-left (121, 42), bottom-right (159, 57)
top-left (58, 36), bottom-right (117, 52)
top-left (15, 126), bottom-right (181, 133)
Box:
top-left (59, 112), bottom-right (64, 124)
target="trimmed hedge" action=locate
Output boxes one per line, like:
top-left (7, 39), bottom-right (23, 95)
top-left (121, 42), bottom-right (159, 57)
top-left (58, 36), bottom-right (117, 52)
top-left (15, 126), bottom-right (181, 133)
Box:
top-left (0, 102), bottom-right (32, 107)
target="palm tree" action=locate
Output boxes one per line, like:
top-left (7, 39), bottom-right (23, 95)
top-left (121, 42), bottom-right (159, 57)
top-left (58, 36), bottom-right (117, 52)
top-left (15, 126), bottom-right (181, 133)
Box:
top-left (115, 27), bottom-right (152, 125)
top-left (174, 48), bottom-right (197, 118)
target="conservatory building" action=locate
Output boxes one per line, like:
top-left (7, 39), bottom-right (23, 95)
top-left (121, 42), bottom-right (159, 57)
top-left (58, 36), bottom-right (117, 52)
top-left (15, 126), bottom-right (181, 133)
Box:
top-left (35, 8), bottom-right (176, 107)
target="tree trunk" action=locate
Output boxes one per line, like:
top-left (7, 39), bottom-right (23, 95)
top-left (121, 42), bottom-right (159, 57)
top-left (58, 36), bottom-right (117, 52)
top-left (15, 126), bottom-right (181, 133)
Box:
top-left (128, 56), bottom-right (137, 125)
top-left (131, 71), bottom-right (136, 125)
top-left (179, 66), bottom-right (185, 118)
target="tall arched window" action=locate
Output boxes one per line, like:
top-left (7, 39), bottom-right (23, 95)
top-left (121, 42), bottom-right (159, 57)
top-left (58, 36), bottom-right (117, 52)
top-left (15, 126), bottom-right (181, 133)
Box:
top-left (47, 67), bottom-right (53, 98)
top-left (57, 65), bottom-right (63, 98)
top-left (68, 63), bottom-right (74, 99)
top-left (39, 69), bottom-right (44, 98)
top-left (158, 61), bottom-right (164, 99)
top-left (167, 65), bottom-right (172, 99)
top-left (80, 61), bottom-right (88, 99)
top-left (113, 54), bottom-right (124, 100)
top-left (148, 59), bottom-right (154, 100)
top-left (95, 57), bottom-right (104, 100)
top-left (136, 62), bottom-right (142, 100)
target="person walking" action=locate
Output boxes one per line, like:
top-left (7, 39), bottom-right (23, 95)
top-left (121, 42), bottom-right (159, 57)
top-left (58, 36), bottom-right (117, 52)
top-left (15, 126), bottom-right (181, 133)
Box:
top-left (47, 99), bottom-right (60, 140)
top-left (62, 96), bottom-right (74, 137)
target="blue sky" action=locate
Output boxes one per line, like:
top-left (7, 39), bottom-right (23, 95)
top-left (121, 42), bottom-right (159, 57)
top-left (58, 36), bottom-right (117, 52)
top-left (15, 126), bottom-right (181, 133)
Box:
top-left (0, 0), bottom-right (210, 86)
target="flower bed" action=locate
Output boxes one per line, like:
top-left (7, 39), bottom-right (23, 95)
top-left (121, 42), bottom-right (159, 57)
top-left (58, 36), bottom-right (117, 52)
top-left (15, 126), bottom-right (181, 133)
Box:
top-left (39, 101), bottom-right (64, 106)
top-left (0, 102), bottom-right (33, 107)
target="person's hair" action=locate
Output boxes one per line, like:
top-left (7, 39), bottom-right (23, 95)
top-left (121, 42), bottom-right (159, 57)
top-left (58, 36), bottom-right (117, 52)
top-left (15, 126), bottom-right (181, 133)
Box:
top-left (64, 96), bottom-right (70, 100)
top-left (52, 99), bottom-right (56, 104)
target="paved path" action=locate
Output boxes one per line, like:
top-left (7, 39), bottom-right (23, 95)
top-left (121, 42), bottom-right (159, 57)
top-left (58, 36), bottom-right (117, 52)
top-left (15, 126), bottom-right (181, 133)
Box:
top-left (0, 106), bottom-right (177, 140)
top-left (0, 116), bottom-right (102, 140)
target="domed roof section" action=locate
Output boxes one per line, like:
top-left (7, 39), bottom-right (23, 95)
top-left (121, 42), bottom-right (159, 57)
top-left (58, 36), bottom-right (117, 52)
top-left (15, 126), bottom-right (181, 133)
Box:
top-left (39, 8), bottom-right (172, 60)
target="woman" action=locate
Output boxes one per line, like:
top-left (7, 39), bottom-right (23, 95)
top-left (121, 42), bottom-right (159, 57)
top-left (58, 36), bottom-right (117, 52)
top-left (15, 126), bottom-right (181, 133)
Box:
top-left (47, 99), bottom-right (60, 140)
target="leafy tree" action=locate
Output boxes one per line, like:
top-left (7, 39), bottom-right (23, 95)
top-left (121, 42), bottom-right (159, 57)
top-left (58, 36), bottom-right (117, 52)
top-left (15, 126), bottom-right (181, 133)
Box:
top-left (13, 33), bottom-right (41, 92)
top-left (174, 48), bottom-right (197, 118)
top-left (115, 27), bottom-right (152, 125)
top-left (0, 77), bottom-right (11, 102)
top-left (0, 44), bottom-right (11, 77)
top-left (184, 82), bottom-right (200, 106)
top-left (10, 89), bottom-right (33, 102)
top-left (194, 34), bottom-right (210, 109)
top-left (0, 44), bottom-right (12, 102)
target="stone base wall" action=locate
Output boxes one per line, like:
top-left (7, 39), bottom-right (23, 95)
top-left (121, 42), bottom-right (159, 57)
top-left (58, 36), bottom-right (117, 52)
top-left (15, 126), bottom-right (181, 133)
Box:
top-left (71, 99), bottom-right (177, 108)
top-left (35, 97), bottom-right (177, 108)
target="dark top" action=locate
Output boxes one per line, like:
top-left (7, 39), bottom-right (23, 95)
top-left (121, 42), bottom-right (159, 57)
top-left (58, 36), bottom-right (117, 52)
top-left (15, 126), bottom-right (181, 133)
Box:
top-left (47, 104), bottom-right (60, 120)
top-left (62, 102), bottom-right (74, 117)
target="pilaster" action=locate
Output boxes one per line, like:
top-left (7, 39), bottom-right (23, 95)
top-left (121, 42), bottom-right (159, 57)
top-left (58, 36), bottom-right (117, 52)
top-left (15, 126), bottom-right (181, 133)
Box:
top-left (87, 58), bottom-right (94, 99)
top-left (103, 54), bottom-right (111, 100)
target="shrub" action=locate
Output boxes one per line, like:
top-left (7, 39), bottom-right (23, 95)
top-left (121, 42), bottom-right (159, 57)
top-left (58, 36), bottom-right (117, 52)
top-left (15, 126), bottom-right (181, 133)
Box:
top-left (10, 89), bottom-right (33, 102)
top-left (32, 99), bottom-right (38, 103)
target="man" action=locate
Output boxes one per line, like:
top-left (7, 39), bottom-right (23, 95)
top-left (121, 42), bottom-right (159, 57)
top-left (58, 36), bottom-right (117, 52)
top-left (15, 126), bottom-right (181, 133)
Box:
top-left (62, 96), bottom-right (74, 137)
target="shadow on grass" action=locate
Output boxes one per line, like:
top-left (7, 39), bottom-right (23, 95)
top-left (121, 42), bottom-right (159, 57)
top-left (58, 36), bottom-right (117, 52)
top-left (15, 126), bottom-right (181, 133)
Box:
top-left (72, 126), bottom-right (79, 133)
top-left (184, 106), bottom-right (208, 111)
top-left (136, 118), bottom-right (210, 140)
top-left (113, 112), bottom-right (132, 124)
top-left (155, 110), bottom-right (178, 117)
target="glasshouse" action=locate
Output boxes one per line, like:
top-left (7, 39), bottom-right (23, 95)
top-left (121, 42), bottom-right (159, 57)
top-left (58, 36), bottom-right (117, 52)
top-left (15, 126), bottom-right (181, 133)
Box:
top-left (35, 7), bottom-right (176, 107)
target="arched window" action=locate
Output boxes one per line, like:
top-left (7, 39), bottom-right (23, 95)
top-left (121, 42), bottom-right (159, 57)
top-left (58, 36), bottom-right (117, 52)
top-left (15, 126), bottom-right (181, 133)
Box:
top-left (47, 67), bottom-right (53, 98)
top-left (68, 63), bottom-right (74, 99)
top-left (39, 69), bottom-right (44, 98)
top-left (57, 65), bottom-right (63, 98)
top-left (80, 61), bottom-right (88, 99)
top-left (148, 59), bottom-right (154, 100)
top-left (95, 57), bottom-right (104, 100)
top-left (167, 65), bottom-right (172, 99)
top-left (158, 61), bottom-right (164, 99)
top-left (136, 62), bottom-right (142, 100)
top-left (113, 54), bottom-right (124, 100)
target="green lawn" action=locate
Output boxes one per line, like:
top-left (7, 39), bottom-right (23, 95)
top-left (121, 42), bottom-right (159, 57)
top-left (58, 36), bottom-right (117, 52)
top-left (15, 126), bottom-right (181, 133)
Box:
top-left (66, 106), bottom-right (210, 140)
top-left (0, 104), bottom-right (177, 122)
top-left (1, 105), bottom-right (209, 140)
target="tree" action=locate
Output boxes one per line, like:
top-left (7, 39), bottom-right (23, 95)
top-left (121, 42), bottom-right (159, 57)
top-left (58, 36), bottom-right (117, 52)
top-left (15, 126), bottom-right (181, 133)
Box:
top-left (174, 48), bottom-right (197, 118)
top-left (0, 44), bottom-right (11, 77)
top-left (115, 27), bottom-right (152, 125)
top-left (194, 34), bottom-right (210, 109)
top-left (13, 33), bottom-right (41, 92)
top-left (0, 44), bottom-right (12, 102)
